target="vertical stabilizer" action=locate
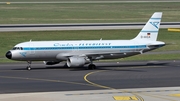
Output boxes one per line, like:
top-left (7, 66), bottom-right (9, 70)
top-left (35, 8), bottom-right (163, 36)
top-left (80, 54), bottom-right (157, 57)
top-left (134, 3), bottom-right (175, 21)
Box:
top-left (133, 12), bottom-right (162, 41)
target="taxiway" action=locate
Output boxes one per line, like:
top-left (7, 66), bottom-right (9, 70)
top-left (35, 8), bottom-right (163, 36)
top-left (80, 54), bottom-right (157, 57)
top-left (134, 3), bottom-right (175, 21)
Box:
top-left (0, 60), bottom-right (180, 94)
top-left (0, 60), bottom-right (180, 101)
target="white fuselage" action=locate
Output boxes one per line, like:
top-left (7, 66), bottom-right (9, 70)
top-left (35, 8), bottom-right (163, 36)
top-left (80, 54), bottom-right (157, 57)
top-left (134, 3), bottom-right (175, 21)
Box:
top-left (9, 40), bottom-right (165, 61)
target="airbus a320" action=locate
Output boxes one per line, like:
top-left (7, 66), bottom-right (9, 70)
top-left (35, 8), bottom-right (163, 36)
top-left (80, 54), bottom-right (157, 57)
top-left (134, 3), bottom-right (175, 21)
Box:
top-left (5, 12), bottom-right (165, 70)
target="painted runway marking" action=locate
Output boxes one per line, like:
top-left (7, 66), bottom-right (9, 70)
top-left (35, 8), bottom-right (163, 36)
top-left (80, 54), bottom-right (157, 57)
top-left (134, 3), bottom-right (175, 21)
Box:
top-left (113, 96), bottom-right (138, 100)
top-left (170, 93), bottom-right (180, 97)
top-left (84, 70), bottom-right (114, 89)
top-left (0, 75), bottom-right (95, 87)
top-left (82, 63), bottom-right (180, 100)
top-left (83, 70), bottom-right (144, 101)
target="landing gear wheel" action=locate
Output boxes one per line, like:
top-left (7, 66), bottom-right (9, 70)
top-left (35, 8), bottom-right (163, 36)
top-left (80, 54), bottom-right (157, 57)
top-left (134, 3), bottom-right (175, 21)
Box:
top-left (27, 66), bottom-right (31, 70)
top-left (88, 64), bottom-right (96, 70)
top-left (27, 61), bottom-right (32, 70)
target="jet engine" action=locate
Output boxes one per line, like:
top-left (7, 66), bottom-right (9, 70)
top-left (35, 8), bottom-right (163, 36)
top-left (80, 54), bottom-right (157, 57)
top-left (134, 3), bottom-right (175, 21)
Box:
top-left (43, 61), bottom-right (60, 65)
top-left (67, 56), bottom-right (89, 67)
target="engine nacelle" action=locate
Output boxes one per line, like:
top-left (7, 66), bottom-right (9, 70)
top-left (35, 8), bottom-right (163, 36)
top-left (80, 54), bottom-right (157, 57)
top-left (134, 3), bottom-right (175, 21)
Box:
top-left (67, 56), bottom-right (88, 67)
top-left (43, 61), bottom-right (60, 65)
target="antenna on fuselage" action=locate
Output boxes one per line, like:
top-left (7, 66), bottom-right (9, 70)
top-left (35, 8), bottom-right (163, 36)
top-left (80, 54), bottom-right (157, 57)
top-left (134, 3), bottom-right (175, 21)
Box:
top-left (30, 39), bottom-right (32, 42)
top-left (100, 38), bottom-right (102, 40)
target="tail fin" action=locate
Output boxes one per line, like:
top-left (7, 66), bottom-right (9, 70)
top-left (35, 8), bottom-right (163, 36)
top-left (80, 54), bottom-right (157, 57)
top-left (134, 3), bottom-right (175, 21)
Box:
top-left (133, 12), bottom-right (162, 41)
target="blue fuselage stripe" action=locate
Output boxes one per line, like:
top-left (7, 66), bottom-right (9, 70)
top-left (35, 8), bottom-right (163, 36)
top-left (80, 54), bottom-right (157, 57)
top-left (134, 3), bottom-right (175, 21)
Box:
top-left (140, 31), bottom-right (158, 32)
top-left (150, 18), bottom-right (161, 20)
top-left (22, 45), bottom-right (147, 50)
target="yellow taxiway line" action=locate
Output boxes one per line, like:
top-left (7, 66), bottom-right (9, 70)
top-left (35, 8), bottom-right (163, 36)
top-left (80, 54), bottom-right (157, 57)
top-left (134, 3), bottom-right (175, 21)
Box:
top-left (168, 28), bottom-right (180, 32)
top-left (84, 70), bottom-right (144, 101)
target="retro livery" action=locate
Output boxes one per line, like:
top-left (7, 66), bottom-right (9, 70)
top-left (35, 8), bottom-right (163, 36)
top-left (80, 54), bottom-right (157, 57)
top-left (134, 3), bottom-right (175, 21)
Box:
top-left (6, 12), bottom-right (165, 70)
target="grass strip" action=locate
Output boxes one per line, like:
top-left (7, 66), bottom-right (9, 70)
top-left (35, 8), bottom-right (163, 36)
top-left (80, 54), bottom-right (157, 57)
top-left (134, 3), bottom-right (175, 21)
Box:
top-left (0, 2), bottom-right (180, 24)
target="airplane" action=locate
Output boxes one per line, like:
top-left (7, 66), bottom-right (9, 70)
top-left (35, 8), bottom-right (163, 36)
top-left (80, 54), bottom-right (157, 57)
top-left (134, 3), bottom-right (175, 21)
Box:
top-left (5, 12), bottom-right (165, 70)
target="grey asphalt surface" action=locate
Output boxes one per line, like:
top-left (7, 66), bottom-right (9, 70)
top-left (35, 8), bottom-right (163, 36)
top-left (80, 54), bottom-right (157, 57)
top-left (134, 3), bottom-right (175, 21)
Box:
top-left (0, 23), bottom-right (180, 32)
top-left (0, 60), bottom-right (180, 94)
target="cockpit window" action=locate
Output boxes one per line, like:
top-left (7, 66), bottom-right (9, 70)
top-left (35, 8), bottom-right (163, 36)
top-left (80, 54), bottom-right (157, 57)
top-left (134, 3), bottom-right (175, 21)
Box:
top-left (12, 47), bottom-right (23, 50)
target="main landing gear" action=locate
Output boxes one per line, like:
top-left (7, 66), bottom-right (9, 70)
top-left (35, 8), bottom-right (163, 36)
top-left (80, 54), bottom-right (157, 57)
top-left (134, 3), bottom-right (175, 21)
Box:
top-left (87, 59), bottom-right (96, 69)
top-left (26, 61), bottom-right (32, 70)
top-left (88, 64), bottom-right (96, 70)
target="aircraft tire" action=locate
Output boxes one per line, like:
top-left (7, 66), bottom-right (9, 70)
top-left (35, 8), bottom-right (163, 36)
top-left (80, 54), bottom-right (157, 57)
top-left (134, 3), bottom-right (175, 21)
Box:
top-left (88, 64), bottom-right (96, 70)
top-left (27, 66), bottom-right (31, 70)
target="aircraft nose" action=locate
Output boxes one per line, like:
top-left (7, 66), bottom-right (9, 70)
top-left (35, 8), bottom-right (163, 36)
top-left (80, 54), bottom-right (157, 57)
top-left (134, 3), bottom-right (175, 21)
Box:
top-left (6, 51), bottom-right (12, 59)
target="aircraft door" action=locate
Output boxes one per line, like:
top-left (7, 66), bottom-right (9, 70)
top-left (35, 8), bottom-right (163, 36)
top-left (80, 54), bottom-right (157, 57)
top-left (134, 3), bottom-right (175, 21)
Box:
top-left (73, 43), bottom-right (79, 51)
top-left (29, 42), bottom-right (35, 54)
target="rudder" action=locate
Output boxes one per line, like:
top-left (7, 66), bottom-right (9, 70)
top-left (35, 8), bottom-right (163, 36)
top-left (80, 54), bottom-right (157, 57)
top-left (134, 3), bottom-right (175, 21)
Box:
top-left (133, 12), bottom-right (162, 41)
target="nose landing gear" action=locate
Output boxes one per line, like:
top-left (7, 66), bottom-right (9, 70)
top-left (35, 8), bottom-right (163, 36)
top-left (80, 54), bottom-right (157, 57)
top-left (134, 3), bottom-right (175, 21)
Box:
top-left (26, 61), bottom-right (32, 70)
